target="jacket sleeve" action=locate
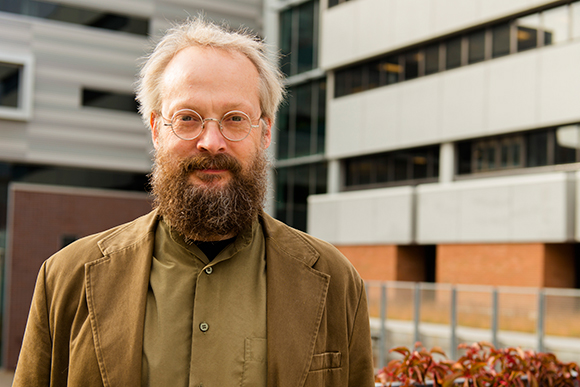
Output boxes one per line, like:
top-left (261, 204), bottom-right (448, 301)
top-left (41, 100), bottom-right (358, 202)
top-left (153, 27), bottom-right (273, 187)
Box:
top-left (348, 280), bottom-right (376, 387)
top-left (13, 262), bottom-right (52, 386)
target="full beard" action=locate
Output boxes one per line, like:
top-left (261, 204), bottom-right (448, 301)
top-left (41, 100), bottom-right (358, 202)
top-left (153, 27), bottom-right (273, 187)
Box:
top-left (150, 148), bottom-right (269, 242)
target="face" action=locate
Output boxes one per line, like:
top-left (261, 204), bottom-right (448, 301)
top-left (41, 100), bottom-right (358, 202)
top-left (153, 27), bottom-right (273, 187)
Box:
top-left (151, 45), bottom-right (272, 188)
top-left (149, 46), bottom-right (272, 241)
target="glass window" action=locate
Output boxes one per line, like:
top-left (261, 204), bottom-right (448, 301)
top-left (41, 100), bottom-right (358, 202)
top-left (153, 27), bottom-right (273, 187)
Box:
top-left (276, 102), bottom-right (290, 160)
top-left (492, 23), bottom-right (511, 58)
top-left (316, 80), bottom-right (326, 155)
top-left (0, 54), bottom-right (33, 120)
top-left (384, 56), bottom-right (401, 85)
top-left (445, 36), bottom-right (462, 70)
top-left (367, 59), bottom-right (382, 90)
top-left (543, 5), bottom-right (570, 45)
top-left (275, 162), bottom-right (327, 231)
top-left (334, 68), bottom-right (349, 98)
top-left (468, 30), bottom-right (486, 64)
top-left (0, 0), bottom-right (149, 35)
top-left (343, 146), bottom-right (439, 189)
top-left (456, 141), bottom-right (472, 175)
top-left (294, 84), bottom-right (313, 158)
top-left (404, 51), bottom-right (420, 80)
top-left (82, 89), bottom-right (137, 113)
top-left (555, 125), bottom-right (580, 164)
top-left (517, 13), bottom-right (541, 51)
top-left (424, 44), bottom-right (440, 75)
top-left (278, 79), bottom-right (326, 159)
top-left (0, 62), bottom-right (21, 108)
top-left (527, 130), bottom-right (548, 167)
top-left (279, 9), bottom-right (293, 77)
top-left (573, 2), bottom-right (580, 40)
top-left (297, 1), bottom-right (316, 74)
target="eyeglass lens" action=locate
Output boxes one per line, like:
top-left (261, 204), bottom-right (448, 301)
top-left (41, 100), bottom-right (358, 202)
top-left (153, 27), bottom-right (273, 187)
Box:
top-left (171, 110), bottom-right (253, 141)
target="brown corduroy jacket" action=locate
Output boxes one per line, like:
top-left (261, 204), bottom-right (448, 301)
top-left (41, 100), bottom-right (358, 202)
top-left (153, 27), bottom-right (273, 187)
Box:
top-left (13, 210), bottom-right (375, 387)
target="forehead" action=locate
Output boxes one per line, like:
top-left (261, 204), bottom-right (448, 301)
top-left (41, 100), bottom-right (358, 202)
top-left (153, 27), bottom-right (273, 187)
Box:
top-left (161, 46), bottom-right (260, 104)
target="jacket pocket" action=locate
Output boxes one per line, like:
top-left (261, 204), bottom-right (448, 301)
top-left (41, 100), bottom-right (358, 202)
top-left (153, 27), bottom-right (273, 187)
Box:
top-left (240, 337), bottom-right (267, 387)
top-left (309, 351), bottom-right (342, 371)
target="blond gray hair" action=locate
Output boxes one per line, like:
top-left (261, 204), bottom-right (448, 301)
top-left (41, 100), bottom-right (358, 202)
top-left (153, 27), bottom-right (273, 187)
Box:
top-left (136, 18), bottom-right (285, 130)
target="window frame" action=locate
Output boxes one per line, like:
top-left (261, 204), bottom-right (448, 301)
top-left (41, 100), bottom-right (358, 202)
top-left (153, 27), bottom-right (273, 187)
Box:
top-left (0, 52), bottom-right (34, 121)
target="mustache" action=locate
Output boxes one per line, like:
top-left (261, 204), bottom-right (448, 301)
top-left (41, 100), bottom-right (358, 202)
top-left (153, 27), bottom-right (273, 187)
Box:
top-left (180, 153), bottom-right (242, 174)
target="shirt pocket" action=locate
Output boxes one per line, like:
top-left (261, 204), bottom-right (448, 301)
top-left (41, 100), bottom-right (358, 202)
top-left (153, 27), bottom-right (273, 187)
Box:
top-left (240, 337), bottom-right (267, 387)
top-left (309, 351), bottom-right (342, 371)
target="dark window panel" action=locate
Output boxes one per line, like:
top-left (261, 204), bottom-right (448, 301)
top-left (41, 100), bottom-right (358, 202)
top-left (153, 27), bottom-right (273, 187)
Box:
top-left (297, 1), bottom-right (316, 74)
top-left (367, 59), bottom-right (382, 90)
top-left (445, 36), bottom-right (462, 70)
top-left (468, 30), bottom-right (486, 64)
top-left (315, 162), bottom-right (327, 195)
top-left (424, 44), bottom-right (440, 75)
top-left (527, 130), bottom-right (548, 167)
top-left (279, 9), bottom-right (293, 77)
top-left (316, 80), bottom-right (326, 155)
top-left (517, 14), bottom-right (540, 52)
top-left (492, 23), bottom-right (511, 58)
top-left (555, 125), bottom-right (580, 164)
top-left (276, 102), bottom-right (291, 160)
top-left (82, 89), bottom-right (138, 113)
top-left (294, 83), bottom-right (313, 157)
top-left (393, 154), bottom-right (409, 181)
top-left (0, 62), bottom-right (21, 108)
top-left (404, 50), bottom-right (420, 80)
top-left (384, 56), bottom-right (401, 85)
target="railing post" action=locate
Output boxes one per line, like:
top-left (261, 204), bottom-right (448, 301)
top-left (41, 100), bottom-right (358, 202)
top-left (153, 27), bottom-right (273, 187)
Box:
top-left (537, 288), bottom-right (545, 353)
top-left (413, 282), bottom-right (421, 345)
top-left (450, 286), bottom-right (457, 360)
top-left (379, 283), bottom-right (387, 368)
top-left (491, 288), bottom-right (499, 348)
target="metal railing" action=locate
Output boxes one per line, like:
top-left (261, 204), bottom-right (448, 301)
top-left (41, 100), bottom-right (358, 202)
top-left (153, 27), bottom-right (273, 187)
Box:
top-left (365, 281), bottom-right (580, 367)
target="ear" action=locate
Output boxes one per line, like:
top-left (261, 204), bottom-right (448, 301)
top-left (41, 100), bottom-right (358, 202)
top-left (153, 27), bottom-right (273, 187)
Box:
top-left (261, 117), bottom-right (272, 149)
top-left (150, 112), bottom-right (160, 150)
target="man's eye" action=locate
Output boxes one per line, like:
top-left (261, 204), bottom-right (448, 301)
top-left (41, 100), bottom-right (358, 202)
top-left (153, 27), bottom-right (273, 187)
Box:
top-left (177, 114), bottom-right (200, 123)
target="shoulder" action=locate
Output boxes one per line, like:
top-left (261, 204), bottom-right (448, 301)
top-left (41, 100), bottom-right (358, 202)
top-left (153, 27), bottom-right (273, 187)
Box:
top-left (43, 210), bottom-right (158, 283)
top-left (260, 213), bottom-right (363, 286)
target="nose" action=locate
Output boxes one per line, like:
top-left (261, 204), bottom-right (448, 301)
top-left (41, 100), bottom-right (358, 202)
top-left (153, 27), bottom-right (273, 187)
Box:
top-left (196, 120), bottom-right (227, 154)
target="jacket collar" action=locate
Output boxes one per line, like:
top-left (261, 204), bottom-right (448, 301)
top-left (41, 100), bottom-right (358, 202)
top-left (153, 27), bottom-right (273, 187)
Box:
top-left (84, 211), bottom-right (329, 387)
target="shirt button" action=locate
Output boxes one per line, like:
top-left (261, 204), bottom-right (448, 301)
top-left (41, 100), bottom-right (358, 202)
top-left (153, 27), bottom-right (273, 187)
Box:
top-left (205, 267), bottom-right (213, 275)
top-left (199, 322), bottom-right (209, 332)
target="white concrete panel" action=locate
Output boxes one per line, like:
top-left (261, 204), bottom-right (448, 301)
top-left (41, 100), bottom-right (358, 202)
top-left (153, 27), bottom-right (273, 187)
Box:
top-left (327, 94), bottom-right (364, 157)
top-left (538, 42), bottom-right (580, 127)
top-left (416, 183), bottom-right (460, 243)
top-left (337, 195), bottom-right (376, 244)
top-left (320, 2), bottom-right (358, 69)
top-left (458, 183), bottom-right (512, 241)
top-left (511, 176), bottom-right (568, 241)
top-left (358, 0), bottom-right (395, 58)
top-left (308, 186), bottom-right (414, 245)
top-left (433, 0), bottom-right (479, 35)
top-left (397, 76), bottom-right (441, 146)
top-left (440, 66), bottom-right (487, 139)
top-left (393, 0), bottom-right (433, 48)
top-left (363, 87), bottom-right (401, 153)
top-left (487, 52), bottom-right (539, 133)
top-left (321, 0), bottom-right (559, 69)
top-left (417, 172), bottom-right (572, 244)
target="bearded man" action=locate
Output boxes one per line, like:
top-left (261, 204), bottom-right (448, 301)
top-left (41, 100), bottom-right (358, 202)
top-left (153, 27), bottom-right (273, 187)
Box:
top-left (14, 18), bottom-right (375, 387)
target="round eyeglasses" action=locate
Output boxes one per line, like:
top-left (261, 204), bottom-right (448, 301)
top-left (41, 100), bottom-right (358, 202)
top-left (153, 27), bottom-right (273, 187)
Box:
top-left (163, 109), bottom-right (261, 142)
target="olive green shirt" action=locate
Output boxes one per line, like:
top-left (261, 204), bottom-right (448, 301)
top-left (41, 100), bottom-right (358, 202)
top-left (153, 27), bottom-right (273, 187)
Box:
top-left (142, 219), bottom-right (267, 387)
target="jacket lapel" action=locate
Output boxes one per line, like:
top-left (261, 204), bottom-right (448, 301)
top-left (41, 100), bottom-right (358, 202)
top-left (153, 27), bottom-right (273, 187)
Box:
top-left (84, 212), bottom-right (157, 387)
top-left (262, 214), bottom-right (330, 387)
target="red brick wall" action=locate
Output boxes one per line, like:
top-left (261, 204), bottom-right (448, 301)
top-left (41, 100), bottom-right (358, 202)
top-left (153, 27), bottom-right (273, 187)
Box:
top-left (336, 245), bottom-right (430, 282)
top-left (5, 184), bottom-right (152, 369)
top-left (436, 244), bottom-right (545, 287)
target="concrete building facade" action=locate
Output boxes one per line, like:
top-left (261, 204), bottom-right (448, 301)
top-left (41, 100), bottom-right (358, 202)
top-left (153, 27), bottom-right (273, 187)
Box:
top-left (290, 0), bottom-right (580, 288)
